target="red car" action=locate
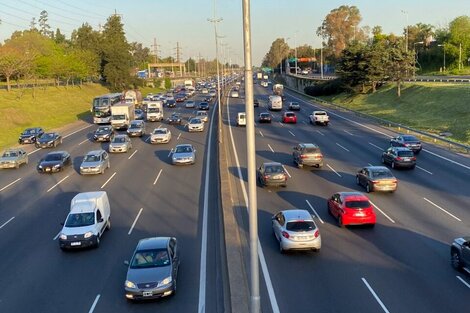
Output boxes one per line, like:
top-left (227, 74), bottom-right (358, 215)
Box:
top-left (282, 112), bottom-right (297, 124)
top-left (327, 192), bottom-right (376, 227)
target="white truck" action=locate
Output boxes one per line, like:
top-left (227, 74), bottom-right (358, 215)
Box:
top-left (310, 111), bottom-right (330, 126)
top-left (268, 95), bottom-right (283, 111)
top-left (111, 102), bottom-right (135, 130)
top-left (146, 101), bottom-right (164, 122)
top-left (273, 84), bottom-right (284, 97)
top-left (123, 90), bottom-right (142, 106)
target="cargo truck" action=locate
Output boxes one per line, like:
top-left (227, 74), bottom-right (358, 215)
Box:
top-left (123, 90), bottom-right (142, 107)
top-left (111, 102), bottom-right (135, 130)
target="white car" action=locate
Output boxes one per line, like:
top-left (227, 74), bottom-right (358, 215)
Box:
top-left (185, 100), bottom-right (196, 108)
top-left (230, 90), bottom-right (239, 98)
top-left (310, 111), bottom-right (329, 126)
top-left (201, 88), bottom-right (209, 94)
top-left (150, 128), bottom-right (172, 144)
top-left (188, 117), bottom-right (204, 132)
top-left (196, 111), bottom-right (209, 123)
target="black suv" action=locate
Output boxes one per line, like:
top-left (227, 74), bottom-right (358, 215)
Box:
top-left (19, 127), bottom-right (44, 144)
top-left (390, 134), bottom-right (422, 154)
top-left (451, 236), bottom-right (470, 273)
top-left (382, 147), bottom-right (416, 169)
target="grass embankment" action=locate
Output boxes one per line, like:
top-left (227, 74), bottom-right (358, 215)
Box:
top-left (319, 83), bottom-right (470, 145)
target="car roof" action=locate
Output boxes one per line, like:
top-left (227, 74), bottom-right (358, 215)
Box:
top-left (176, 144), bottom-right (192, 148)
top-left (46, 151), bottom-right (67, 156)
top-left (114, 134), bottom-right (128, 138)
top-left (153, 127), bottom-right (168, 132)
top-left (137, 237), bottom-right (171, 250)
top-left (281, 209), bottom-right (313, 222)
top-left (363, 166), bottom-right (390, 171)
top-left (86, 150), bottom-right (105, 156)
top-left (338, 191), bottom-right (368, 200)
top-left (299, 143), bottom-right (319, 149)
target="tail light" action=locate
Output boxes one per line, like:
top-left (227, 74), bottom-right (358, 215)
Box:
top-left (371, 180), bottom-right (378, 184)
top-left (314, 230), bottom-right (320, 238)
top-left (412, 157), bottom-right (416, 161)
top-left (316, 154), bottom-right (323, 159)
top-left (264, 175), bottom-right (270, 180)
top-left (281, 231), bottom-right (290, 239)
top-left (396, 157), bottom-right (403, 161)
top-left (300, 155), bottom-right (308, 159)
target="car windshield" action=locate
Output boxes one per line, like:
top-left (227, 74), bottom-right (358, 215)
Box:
top-left (97, 127), bottom-right (110, 133)
top-left (44, 154), bottom-right (62, 161)
top-left (260, 113), bottom-right (270, 117)
top-left (265, 165), bottom-right (284, 174)
top-left (41, 133), bottom-right (54, 139)
top-left (175, 146), bottom-right (192, 153)
top-left (371, 170), bottom-right (393, 178)
top-left (135, 110), bottom-right (143, 114)
top-left (130, 249), bottom-right (170, 268)
top-left (398, 150), bottom-right (414, 157)
top-left (23, 129), bottom-right (36, 135)
top-left (170, 114), bottom-right (180, 118)
top-left (3, 151), bottom-right (18, 157)
top-left (130, 123), bottom-right (141, 128)
top-left (153, 129), bottom-right (167, 135)
top-left (84, 154), bottom-right (100, 162)
top-left (65, 213), bottom-right (95, 227)
top-left (113, 114), bottom-right (125, 120)
top-left (286, 221), bottom-right (315, 232)
top-left (190, 118), bottom-right (201, 124)
top-left (345, 200), bottom-right (370, 209)
top-left (291, 102), bottom-right (299, 106)
top-left (112, 137), bottom-right (126, 143)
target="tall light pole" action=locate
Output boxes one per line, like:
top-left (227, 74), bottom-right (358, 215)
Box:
top-left (438, 44), bottom-right (446, 71)
top-left (242, 0), bottom-right (259, 312)
top-left (413, 41), bottom-right (424, 78)
top-left (459, 42), bottom-right (462, 70)
top-left (401, 10), bottom-right (409, 52)
top-left (320, 39), bottom-right (324, 79)
top-left (294, 31), bottom-right (298, 74)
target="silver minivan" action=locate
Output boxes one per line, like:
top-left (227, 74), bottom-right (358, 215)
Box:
top-left (80, 150), bottom-right (110, 175)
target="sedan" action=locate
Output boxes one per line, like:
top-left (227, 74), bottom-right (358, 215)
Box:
top-left (327, 192), bottom-right (376, 227)
top-left (198, 102), bottom-right (210, 110)
top-left (258, 112), bottom-right (272, 123)
top-left (124, 237), bottom-right (179, 301)
top-left (18, 127), bottom-right (44, 144)
top-left (166, 100), bottom-right (176, 108)
top-left (272, 209), bottom-right (321, 254)
top-left (282, 112), bottom-right (297, 124)
top-left (171, 144), bottom-right (196, 165)
top-left (109, 134), bottom-right (132, 153)
top-left (356, 166), bottom-right (397, 193)
top-left (257, 162), bottom-right (287, 187)
top-left (80, 150), bottom-right (110, 175)
top-left (288, 102), bottom-right (300, 111)
top-left (35, 132), bottom-right (62, 148)
top-left (185, 100), bottom-right (196, 108)
top-left (230, 90), bottom-right (239, 98)
top-left (93, 126), bottom-right (114, 142)
top-left (167, 113), bottom-right (182, 125)
top-left (203, 96), bottom-right (213, 103)
top-left (292, 143), bottom-right (323, 168)
top-left (390, 134), bottom-right (422, 154)
top-left (0, 149), bottom-right (28, 169)
top-left (382, 147), bottom-right (416, 169)
top-left (127, 120), bottom-right (145, 137)
top-left (196, 111), bottom-right (209, 123)
top-left (188, 117), bottom-right (204, 132)
top-left (37, 151), bottom-right (71, 173)
top-left (134, 109), bottom-right (145, 120)
top-left (175, 94), bottom-right (185, 102)
top-left (150, 128), bottom-right (172, 144)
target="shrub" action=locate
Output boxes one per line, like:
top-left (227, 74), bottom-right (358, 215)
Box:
top-left (304, 79), bottom-right (345, 96)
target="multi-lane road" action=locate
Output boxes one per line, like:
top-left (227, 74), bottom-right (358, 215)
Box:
top-left (225, 83), bottom-right (470, 313)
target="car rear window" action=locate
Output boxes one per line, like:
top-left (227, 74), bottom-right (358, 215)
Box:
top-left (286, 113), bottom-right (295, 117)
top-left (345, 200), bottom-right (370, 209)
top-left (398, 151), bottom-right (414, 157)
top-left (286, 221), bottom-right (315, 232)
top-left (314, 112), bottom-right (326, 116)
top-left (371, 170), bottom-right (393, 178)
top-left (304, 147), bottom-right (320, 153)
top-left (403, 136), bottom-right (418, 142)
top-left (265, 165), bottom-right (284, 174)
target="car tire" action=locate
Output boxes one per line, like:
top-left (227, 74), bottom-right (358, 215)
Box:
top-left (451, 250), bottom-right (463, 270)
top-left (381, 157), bottom-right (385, 164)
top-left (95, 236), bottom-right (100, 248)
top-left (356, 176), bottom-right (361, 185)
top-left (366, 183), bottom-right (372, 193)
top-left (391, 161), bottom-right (396, 169)
top-left (107, 219), bottom-right (111, 230)
top-left (338, 216), bottom-right (345, 228)
top-left (35, 143), bottom-right (40, 148)
top-left (279, 242), bottom-right (285, 254)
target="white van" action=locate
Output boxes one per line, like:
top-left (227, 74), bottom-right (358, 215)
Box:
top-left (268, 95), bottom-right (282, 111)
top-left (58, 191), bottom-right (111, 250)
top-left (146, 101), bottom-right (164, 122)
top-left (237, 112), bottom-right (246, 126)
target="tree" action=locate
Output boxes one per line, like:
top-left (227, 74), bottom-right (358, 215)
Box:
top-left (71, 23), bottom-right (101, 54)
top-left (39, 10), bottom-right (52, 37)
top-left (447, 16), bottom-right (470, 69)
top-left (54, 28), bottom-right (66, 44)
top-left (0, 45), bottom-right (32, 91)
top-left (261, 38), bottom-right (290, 72)
top-left (337, 42), bottom-right (368, 92)
top-left (384, 37), bottom-right (415, 97)
top-left (130, 42), bottom-right (151, 68)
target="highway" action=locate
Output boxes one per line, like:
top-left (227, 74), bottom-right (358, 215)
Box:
top-left (0, 94), bottom-right (225, 313)
top-left (224, 82), bottom-right (470, 313)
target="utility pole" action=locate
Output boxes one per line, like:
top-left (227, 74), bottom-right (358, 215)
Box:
top-left (459, 43), bottom-right (462, 70)
top-left (401, 10), bottom-right (409, 52)
top-left (294, 31), bottom-right (298, 74)
top-left (320, 40), bottom-right (324, 79)
top-left (151, 38), bottom-right (161, 64)
top-left (175, 42), bottom-right (183, 76)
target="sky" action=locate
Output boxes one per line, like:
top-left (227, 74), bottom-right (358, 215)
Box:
top-left (0, 0), bottom-right (469, 66)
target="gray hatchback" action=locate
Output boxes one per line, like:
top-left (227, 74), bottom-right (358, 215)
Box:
top-left (293, 143), bottom-right (323, 168)
top-left (257, 162), bottom-right (287, 187)
top-left (80, 150), bottom-right (110, 175)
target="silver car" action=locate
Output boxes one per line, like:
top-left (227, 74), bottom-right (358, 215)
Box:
top-left (127, 120), bottom-right (145, 137)
top-left (272, 209), bottom-right (321, 253)
top-left (188, 117), bottom-right (204, 132)
top-left (171, 144), bottom-right (196, 165)
top-left (150, 128), bottom-right (172, 144)
top-left (109, 134), bottom-right (132, 153)
top-left (196, 111), bottom-right (208, 122)
top-left (124, 237), bottom-right (179, 301)
top-left (185, 100), bottom-right (196, 108)
top-left (80, 150), bottom-right (110, 175)
top-left (0, 148), bottom-right (28, 169)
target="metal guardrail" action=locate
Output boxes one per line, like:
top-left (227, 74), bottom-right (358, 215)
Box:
top-left (288, 73), bottom-right (470, 84)
top-left (283, 84), bottom-right (470, 154)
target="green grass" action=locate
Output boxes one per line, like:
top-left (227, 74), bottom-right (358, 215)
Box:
top-left (0, 83), bottom-right (109, 150)
top-left (319, 82), bottom-right (470, 144)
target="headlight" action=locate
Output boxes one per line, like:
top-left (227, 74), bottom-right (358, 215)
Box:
top-left (125, 280), bottom-right (137, 289)
top-left (158, 276), bottom-right (172, 287)
top-left (104, 134), bottom-right (110, 138)
top-left (38, 164), bottom-right (43, 169)
top-left (48, 141), bottom-right (54, 144)
top-left (59, 234), bottom-right (67, 240)
top-left (53, 164), bottom-right (61, 168)
top-left (84, 231), bottom-right (93, 239)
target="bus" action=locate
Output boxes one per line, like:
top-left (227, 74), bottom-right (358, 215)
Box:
top-left (91, 93), bottom-right (123, 124)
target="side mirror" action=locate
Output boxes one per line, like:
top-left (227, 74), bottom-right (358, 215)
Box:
top-left (98, 218), bottom-right (104, 223)
top-left (124, 260), bottom-right (129, 266)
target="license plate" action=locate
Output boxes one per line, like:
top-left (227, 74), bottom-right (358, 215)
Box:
top-left (403, 158), bottom-right (410, 161)
top-left (274, 174), bottom-right (283, 179)
top-left (298, 236), bottom-right (307, 240)
top-left (143, 291), bottom-right (153, 297)
top-left (46, 168), bottom-right (51, 172)
top-left (71, 242), bottom-right (81, 246)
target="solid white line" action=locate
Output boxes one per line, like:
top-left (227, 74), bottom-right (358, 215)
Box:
top-left (177, 132), bottom-right (182, 140)
top-left (326, 164), bottom-right (342, 177)
top-left (227, 97), bottom-right (280, 313)
top-left (423, 197), bottom-right (461, 221)
top-left (369, 142), bottom-right (384, 151)
top-left (46, 175), bottom-right (70, 193)
top-left (63, 124), bottom-right (93, 139)
top-left (78, 138), bottom-right (89, 145)
top-left (361, 278), bottom-right (390, 313)
top-left (305, 200), bottom-right (324, 224)
top-left (370, 200), bottom-right (396, 223)
top-left (316, 130), bottom-right (324, 136)
top-left (416, 165), bottom-right (433, 175)
top-left (288, 130), bottom-right (296, 137)
top-left (336, 143), bottom-right (350, 152)
top-left (197, 94), bottom-right (218, 313)
top-left (145, 136), bottom-right (150, 142)
top-left (0, 216), bottom-right (15, 230)
top-left (88, 294), bottom-right (101, 313)
top-left (0, 178), bottom-right (22, 192)
top-left (128, 208), bottom-right (143, 235)
top-left (267, 144), bottom-right (274, 153)
top-left (168, 149), bottom-right (174, 157)
top-left (101, 172), bottom-right (116, 189)
top-left (259, 130), bottom-right (264, 137)
top-left (153, 169), bottom-right (163, 185)
top-left (278, 121), bottom-right (284, 127)
top-left (457, 276), bottom-right (470, 289)
top-left (27, 148), bottom-right (41, 156)
top-left (344, 130), bottom-right (354, 136)
top-left (423, 149), bottom-right (470, 171)
top-left (282, 165), bottom-right (292, 178)
top-left (53, 232), bottom-right (60, 241)
top-left (128, 149), bottom-right (138, 160)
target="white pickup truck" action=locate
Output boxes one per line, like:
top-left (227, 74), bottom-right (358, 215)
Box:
top-left (309, 111), bottom-right (329, 126)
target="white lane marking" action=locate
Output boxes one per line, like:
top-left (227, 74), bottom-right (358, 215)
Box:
top-left (27, 148), bottom-right (41, 156)
top-left (128, 149), bottom-right (138, 160)
top-left (128, 208), bottom-right (143, 235)
top-left (46, 175), bottom-right (70, 193)
top-left (153, 169), bottom-right (163, 185)
top-left (288, 130), bottom-right (296, 137)
top-left (302, 121), bottom-right (307, 125)
top-left (167, 149), bottom-right (174, 157)
top-left (63, 124), bottom-right (93, 139)
top-left (53, 232), bottom-right (60, 240)
top-left (457, 276), bottom-right (470, 289)
top-left (361, 278), bottom-right (390, 313)
top-left (369, 200), bottom-right (396, 224)
top-left (267, 144), bottom-right (275, 153)
top-left (344, 130), bottom-right (354, 136)
top-left (336, 143), bottom-right (350, 152)
top-left (88, 294), bottom-right (101, 313)
top-left (416, 165), bottom-right (433, 175)
top-left (100, 172), bottom-right (116, 189)
top-left (78, 138), bottom-right (89, 145)
top-left (423, 198), bottom-right (461, 221)
top-left (306, 200), bottom-right (324, 224)
top-left (198, 94), bottom-right (218, 313)
top-left (316, 130), bottom-right (324, 136)
top-left (145, 136), bottom-right (151, 142)
top-left (227, 97), bottom-right (281, 313)
top-left (282, 165), bottom-right (292, 178)
top-left (0, 178), bottom-right (22, 192)
top-left (326, 164), bottom-right (342, 177)
top-left (0, 216), bottom-right (15, 230)
top-left (278, 121), bottom-right (284, 127)
top-left (177, 132), bottom-right (182, 140)
top-left (369, 142), bottom-right (384, 151)
top-left (423, 149), bottom-right (470, 170)
top-left (259, 130), bottom-right (264, 137)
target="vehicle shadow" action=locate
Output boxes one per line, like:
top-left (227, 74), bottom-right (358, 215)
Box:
top-left (154, 149), bottom-right (173, 165)
top-left (228, 166), bottom-right (249, 183)
top-left (76, 111), bottom-right (93, 124)
top-left (72, 156), bottom-right (84, 174)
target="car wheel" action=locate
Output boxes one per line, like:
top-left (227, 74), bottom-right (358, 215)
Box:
top-left (451, 250), bottom-right (463, 270)
top-left (35, 143), bottom-right (39, 148)
top-left (356, 176), bottom-right (360, 185)
top-left (107, 219), bottom-right (111, 230)
top-left (279, 242), bottom-right (285, 254)
top-left (366, 183), bottom-right (372, 193)
top-left (100, 167), bottom-right (105, 174)
top-left (15, 162), bottom-right (20, 169)
top-left (297, 162), bottom-right (303, 169)
top-left (53, 141), bottom-right (57, 147)
top-left (381, 156), bottom-right (385, 164)
top-left (107, 161), bottom-right (110, 169)
top-left (338, 216), bottom-right (345, 228)
top-left (95, 236), bottom-right (100, 248)
top-left (391, 161), bottom-right (396, 169)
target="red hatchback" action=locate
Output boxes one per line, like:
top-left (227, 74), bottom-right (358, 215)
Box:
top-left (327, 192), bottom-right (376, 227)
top-left (282, 112), bottom-right (297, 124)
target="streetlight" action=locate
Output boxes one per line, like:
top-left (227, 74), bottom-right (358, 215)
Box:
top-left (401, 10), bottom-right (409, 52)
top-left (294, 31), bottom-right (298, 74)
top-left (438, 44), bottom-right (446, 72)
top-left (413, 41), bottom-right (424, 78)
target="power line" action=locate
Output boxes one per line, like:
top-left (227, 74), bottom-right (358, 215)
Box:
top-left (33, 0), bottom-right (104, 21)
top-left (50, 1), bottom-right (107, 19)
top-left (17, 0), bottom-right (84, 24)
top-left (0, 9), bottom-right (32, 22)
top-left (0, 2), bottom-right (77, 27)
top-left (0, 17), bottom-right (28, 29)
